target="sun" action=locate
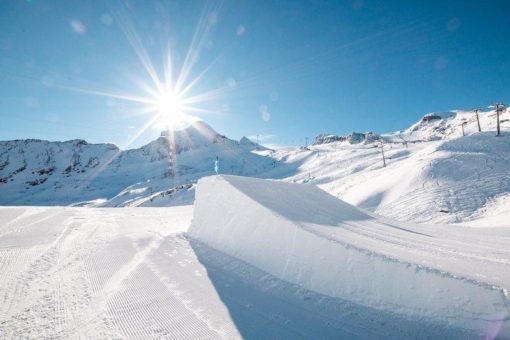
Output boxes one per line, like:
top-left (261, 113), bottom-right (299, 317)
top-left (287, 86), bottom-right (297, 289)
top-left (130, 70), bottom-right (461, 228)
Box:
top-left (156, 90), bottom-right (183, 117)
top-left (152, 90), bottom-right (193, 130)
top-left (66, 2), bottom-right (231, 144)
top-left (152, 90), bottom-right (190, 130)
top-left (68, 2), bottom-right (228, 189)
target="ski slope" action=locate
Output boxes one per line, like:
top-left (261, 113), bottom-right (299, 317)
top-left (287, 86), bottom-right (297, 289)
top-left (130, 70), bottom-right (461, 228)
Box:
top-left (3, 176), bottom-right (510, 338)
top-left (275, 131), bottom-right (510, 224)
top-left (0, 205), bottom-right (478, 339)
top-left (0, 206), bottom-right (244, 338)
top-left (191, 175), bottom-right (510, 338)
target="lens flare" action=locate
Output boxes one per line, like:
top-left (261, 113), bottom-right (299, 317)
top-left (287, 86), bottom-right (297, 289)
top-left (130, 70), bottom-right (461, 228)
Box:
top-left (71, 1), bottom-right (228, 189)
top-left (61, 0), bottom-right (229, 140)
top-left (156, 91), bottom-right (182, 116)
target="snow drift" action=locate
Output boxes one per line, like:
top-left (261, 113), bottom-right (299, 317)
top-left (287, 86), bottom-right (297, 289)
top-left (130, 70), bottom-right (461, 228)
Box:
top-left (190, 175), bottom-right (510, 336)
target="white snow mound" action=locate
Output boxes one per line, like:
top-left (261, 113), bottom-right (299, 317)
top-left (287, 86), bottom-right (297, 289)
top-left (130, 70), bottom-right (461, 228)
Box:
top-left (190, 175), bottom-right (510, 336)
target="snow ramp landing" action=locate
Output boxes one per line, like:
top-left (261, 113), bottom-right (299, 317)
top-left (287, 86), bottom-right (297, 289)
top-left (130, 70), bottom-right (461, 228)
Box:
top-left (189, 175), bottom-right (510, 337)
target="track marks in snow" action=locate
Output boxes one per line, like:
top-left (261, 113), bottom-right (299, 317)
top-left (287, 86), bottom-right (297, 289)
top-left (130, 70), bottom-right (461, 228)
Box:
top-left (107, 264), bottom-right (224, 339)
top-left (0, 206), bottom-right (237, 338)
top-left (1, 205), bottom-right (500, 338)
top-left (86, 237), bottom-right (136, 294)
top-left (0, 209), bottom-right (119, 338)
top-left (85, 232), bottom-right (235, 338)
top-left (145, 234), bottom-right (241, 338)
top-left (0, 208), bottom-right (64, 240)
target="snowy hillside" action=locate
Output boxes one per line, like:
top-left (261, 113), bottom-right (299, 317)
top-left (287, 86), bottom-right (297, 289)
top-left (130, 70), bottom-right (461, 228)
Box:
top-left (2, 176), bottom-right (508, 338)
top-left (268, 108), bottom-right (510, 224)
top-left (0, 121), bottom-right (272, 206)
top-left (1, 108), bottom-right (509, 225)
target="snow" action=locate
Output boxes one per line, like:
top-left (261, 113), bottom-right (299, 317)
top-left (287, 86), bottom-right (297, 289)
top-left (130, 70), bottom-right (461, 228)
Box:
top-left (0, 205), bottom-right (486, 339)
top-left (0, 205), bottom-right (244, 338)
top-left (263, 109), bottom-right (510, 224)
top-left (100, 182), bottom-right (196, 207)
top-left (312, 131), bottom-right (381, 145)
top-left (332, 132), bottom-right (510, 223)
top-left (1, 108), bottom-right (510, 337)
top-left (190, 175), bottom-right (510, 337)
top-left (0, 120), bottom-right (270, 207)
top-left (1, 110), bottom-right (509, 226)
top-left (2, 201), bottom-right (507, 338)
top-left (463, 194), bottom-right (510, 228)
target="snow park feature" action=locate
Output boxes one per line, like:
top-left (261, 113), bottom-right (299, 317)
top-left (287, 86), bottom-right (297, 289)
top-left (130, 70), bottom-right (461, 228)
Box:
top-left (190, 175), bottom-right (510, 338)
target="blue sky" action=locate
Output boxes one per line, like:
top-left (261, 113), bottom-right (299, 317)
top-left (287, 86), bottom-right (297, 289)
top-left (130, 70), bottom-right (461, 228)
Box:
top-left (1, 0), bottom-right (509, 148)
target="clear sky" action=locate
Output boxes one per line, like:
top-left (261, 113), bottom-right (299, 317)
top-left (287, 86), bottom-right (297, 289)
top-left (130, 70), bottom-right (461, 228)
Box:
top-left (1, 0), bottom-right (509, 148)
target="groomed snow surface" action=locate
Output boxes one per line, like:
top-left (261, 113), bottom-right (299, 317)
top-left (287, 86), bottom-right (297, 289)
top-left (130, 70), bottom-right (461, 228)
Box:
top-left (191, 176), bottom-right (510, 338)
top-left (2, 175), bottom-right (509, 339)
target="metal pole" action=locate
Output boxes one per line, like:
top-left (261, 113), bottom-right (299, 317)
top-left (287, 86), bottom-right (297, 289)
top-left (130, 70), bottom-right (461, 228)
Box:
top-left (474, 109), bottom-right (481, 132)
top-left (497, 106), bottom-right (501, 136)
top-left (380, 141), bottom-right (386, 167)
top-left (494, 103), bottom-right (505, 136)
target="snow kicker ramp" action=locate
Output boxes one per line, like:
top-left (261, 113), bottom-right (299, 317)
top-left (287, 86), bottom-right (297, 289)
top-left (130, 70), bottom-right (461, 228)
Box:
top-left (190, 175), bottom-right (510, 337)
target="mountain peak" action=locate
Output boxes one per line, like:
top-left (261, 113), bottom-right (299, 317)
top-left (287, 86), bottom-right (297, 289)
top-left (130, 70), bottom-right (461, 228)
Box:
top-left (239, 136), bottom-right (260, 146)
top-left (155, 120), bottom-right (232, 153)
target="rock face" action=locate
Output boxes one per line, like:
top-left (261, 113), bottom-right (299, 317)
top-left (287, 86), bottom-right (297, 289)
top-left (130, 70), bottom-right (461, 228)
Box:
top-left (403, 112), bottom-right (458, 141)
top-left (420, 113), bottom-right (443, 122)
top-left (313, 131), bottom-right (381, 145)
top-left (0, 121), bottom-right (274, 205)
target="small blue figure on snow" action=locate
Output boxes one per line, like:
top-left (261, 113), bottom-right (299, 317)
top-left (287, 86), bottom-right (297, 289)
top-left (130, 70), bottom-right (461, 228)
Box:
top-left (214, 156), bottom-right (219, 175)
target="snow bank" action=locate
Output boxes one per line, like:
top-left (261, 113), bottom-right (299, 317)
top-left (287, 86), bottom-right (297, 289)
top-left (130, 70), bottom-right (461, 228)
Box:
top-left (190, 175), bottom-right (510, 336)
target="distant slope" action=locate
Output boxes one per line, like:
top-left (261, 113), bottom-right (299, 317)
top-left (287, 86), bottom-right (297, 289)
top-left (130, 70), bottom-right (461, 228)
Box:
top-left (270, 108), bottom-right (510, 224)
top-left (347, 133), bottom-right (510, 222)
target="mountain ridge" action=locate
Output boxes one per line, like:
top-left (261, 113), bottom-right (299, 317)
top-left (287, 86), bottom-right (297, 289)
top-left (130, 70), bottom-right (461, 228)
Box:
top-left (0, 120), bottom-right (272, 205)
top-left (1, 108), bottom-right (509, 226)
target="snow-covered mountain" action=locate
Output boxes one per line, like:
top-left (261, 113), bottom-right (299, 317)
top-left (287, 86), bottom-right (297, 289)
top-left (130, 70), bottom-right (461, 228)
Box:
top-left (390, 109), bottom-right (508, 142)
top-left (270, 108), bottom-right (510, 225)
top-left (1, 109), bottom-right (510, 338)
top-left (1, 108), bottom-right (509, 226)
top-left (0, 121), bottom-right (273, 206)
